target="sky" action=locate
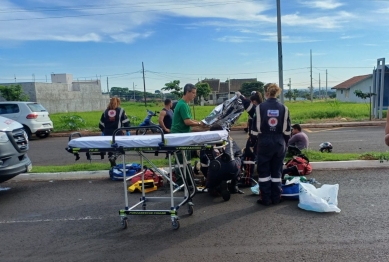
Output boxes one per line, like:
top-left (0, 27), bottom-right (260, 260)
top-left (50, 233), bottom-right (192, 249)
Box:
top-left (0, 0), bottom-right (389, 94)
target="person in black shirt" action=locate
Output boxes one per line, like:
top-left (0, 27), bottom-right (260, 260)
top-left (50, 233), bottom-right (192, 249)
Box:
top-left (238, 83), bottom-right (291, 205)
top-left (158, 98), bottom-right (173, 134)
top-left (99, 97), bottom-right (130, 166)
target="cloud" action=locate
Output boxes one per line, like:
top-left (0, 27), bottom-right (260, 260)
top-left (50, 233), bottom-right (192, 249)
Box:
top-left (110, 31), bottom-right (153, 43)
top-left (215, 36), bottom-right (254, 43)
top-left (282, 11), bottom-right (353, 29)
top-left (299, 0), bottom-right (345, 10)
top-left (340, 34), bottom-right (361, 39)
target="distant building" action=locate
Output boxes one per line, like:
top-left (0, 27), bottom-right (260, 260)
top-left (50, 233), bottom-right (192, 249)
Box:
top-left (331, 74), bottom-right (373, 103)
top-left (201, 78), bottom-right (258, 104)
top-left (0, 73), bottom-right (109, 113)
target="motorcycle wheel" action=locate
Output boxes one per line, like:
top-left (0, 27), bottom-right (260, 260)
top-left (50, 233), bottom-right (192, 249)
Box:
top-left (136, 128), bottom-right (147, 135)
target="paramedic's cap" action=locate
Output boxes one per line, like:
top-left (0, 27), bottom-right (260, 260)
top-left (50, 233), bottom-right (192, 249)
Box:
top-left (292, 124), bottom-right (302, 131)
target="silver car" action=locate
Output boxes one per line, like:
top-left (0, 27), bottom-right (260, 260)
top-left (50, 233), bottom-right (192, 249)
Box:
top-left (0, 101), bottom-right (53, 139)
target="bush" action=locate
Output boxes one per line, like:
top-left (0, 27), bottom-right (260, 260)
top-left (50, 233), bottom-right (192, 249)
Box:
top-left (58, 115), bottom-right (86, 131)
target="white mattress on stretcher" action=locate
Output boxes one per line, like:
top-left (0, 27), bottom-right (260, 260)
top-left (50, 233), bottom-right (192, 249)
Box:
top-left (68, 130), bottom-right (228, 149)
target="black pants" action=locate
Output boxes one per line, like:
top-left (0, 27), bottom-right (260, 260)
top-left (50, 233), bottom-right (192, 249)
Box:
top-left (256, 135), bottom-right (286, 203)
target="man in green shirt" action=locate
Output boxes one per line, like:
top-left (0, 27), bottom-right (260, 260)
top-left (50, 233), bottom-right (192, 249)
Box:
top-left (171, 83), bottom-right (204, 133)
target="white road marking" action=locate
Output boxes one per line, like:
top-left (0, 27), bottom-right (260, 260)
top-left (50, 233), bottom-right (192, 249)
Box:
top-left (0, 216), bottom-right (102, 224)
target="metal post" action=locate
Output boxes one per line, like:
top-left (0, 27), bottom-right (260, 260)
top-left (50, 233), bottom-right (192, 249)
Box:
top-left (276, 0), bottom-right (284, 104)
top-left (310, 49), bottom-right (313, 102)
top-left (142, 62), bottom-right (147, 107)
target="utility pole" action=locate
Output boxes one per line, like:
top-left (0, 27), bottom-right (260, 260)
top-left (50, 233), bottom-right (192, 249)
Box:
top-left (228, 78), bottom-right (230, 99)
top-left (326, 69), bottom-right (328, 101)
top-left (106, 77), bottom-right (109, 94)
top-left (142, 62), bottom-right (147, 107)
top-left (277, 0), bottom-right (284, 104)
top-left (287, 78), bottom-right (291, 101)
top-left (133, 82), bottom-right (136, 101)
top-left (319, 73), bottom-right (321, 99)
top-left (310, 49), bottom-right (313, 102)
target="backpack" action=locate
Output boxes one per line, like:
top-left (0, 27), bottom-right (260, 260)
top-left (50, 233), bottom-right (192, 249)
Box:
top-left (285, 154), bottom-right (312, 176)
top-left (109, 163), bottom-right (142, 181)
top-left (130, 168), bottom-right (164, 188)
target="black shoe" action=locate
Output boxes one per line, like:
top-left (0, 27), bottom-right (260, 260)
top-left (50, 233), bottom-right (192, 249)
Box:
top-left (244, 128), bottom-right (248, 133)
top-left (257, 199), bottom-right (271, 206)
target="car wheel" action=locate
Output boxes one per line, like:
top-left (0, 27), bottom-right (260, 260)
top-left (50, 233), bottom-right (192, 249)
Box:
top-left (37, 132), bottom-right (50, 139)
top-left (23, 125), bottom-right (32, 140)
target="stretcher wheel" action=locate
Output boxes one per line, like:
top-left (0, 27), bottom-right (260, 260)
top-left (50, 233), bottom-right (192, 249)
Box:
top-left (187, 205), bottom-right (194, 216)
top-left (172, 220), bottom-right (180, 230)
top-left (121, 217), bottom-right (128, 229)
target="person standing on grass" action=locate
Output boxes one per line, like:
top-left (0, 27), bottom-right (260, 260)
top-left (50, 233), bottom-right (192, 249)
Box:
top-left (158, 98), bottom-right (173, 134)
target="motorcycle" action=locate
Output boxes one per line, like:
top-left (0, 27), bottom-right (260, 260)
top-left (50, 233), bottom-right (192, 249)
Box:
top-left (136, 109), bottom-right (162, 135)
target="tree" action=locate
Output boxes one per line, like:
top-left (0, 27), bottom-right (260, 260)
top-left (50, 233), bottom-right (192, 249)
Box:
top-left (292, 89), bottom-right (299, 101)
top-left (285, 90), bottom-right (293, 101)
top-left (354, 89), bottom-right (376, 119)
top-left (195, 82), bottom-right (211, 105)
top-left (0, 84), bottom-right (29, 101)
top-left (161, 80), bottom-right (182, 99)
top-left (354, 89), bottom-right (375, 100)
top-left (240, 81), bottom-right (265, 97)
top-left (110, 87), bottom-right (129, 98)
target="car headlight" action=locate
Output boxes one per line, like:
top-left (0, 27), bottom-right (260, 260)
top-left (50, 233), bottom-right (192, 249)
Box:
top-left (0, 131), bottom-right (9, 143)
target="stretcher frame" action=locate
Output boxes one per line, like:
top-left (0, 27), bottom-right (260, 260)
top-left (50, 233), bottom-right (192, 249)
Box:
top-left (66, 126), bottom-right (227, 230)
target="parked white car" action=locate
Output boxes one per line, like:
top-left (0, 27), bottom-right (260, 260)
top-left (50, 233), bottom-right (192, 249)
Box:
top-left (0, 115), bottom-right (32, 182)
top-left (0, 101), bottom-right (53, 139)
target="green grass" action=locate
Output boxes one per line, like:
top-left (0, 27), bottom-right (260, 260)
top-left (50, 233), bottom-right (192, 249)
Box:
top-left (39, 99), bottom-right (388, 173)
top-left (50, 100), bottom-right (385, 132)
top-left (29, 151), bottom-right (389, 173)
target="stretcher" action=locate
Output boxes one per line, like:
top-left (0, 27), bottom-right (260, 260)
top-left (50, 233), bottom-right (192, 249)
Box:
top-left (66, 127), bottom-right (229, 230)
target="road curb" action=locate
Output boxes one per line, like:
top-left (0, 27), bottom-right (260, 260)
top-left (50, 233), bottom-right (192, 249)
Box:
top-left (10, 160), bottom-right (389, 182)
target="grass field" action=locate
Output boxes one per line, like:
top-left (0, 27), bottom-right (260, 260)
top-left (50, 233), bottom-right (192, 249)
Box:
top-left (35, 99), bottom-right (387, 173)
top-left (50, 99), bottom-right (384, 132)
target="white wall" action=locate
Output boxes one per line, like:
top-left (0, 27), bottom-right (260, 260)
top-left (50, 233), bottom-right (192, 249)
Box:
top-left (334, 77), bottom-right (373, 103)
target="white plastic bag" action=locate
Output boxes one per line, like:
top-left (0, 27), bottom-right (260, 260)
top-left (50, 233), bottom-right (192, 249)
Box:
top-left (298, 183), bottom-right (341, 213)
top-left (251, 183), bottom-right (259, 195)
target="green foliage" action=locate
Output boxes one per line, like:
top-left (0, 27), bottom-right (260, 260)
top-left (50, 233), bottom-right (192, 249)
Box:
top-left (50, 100), bottom-right (384, 132)
top-left (354, 89), bottom-right (376, 100)
top-left (161, 80), bottom-right (182, 99)
top-left (58, 115), bottom-right (86, 131)
top-left (240, 81), bottom-right (265, 97)
top-left (0, 84), bottom-right (29, 101)
top-left (195, 82), bottom-right (212, 104)
top-left (285, 90), bottom-right (293, 101)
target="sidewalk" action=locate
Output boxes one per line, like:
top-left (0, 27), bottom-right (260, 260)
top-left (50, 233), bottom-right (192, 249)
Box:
top-left (13, 160), bottom-right (389, 182)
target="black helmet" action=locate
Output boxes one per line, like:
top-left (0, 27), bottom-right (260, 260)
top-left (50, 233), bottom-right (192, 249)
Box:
top-left (319, 142), bottom-right (333, 153)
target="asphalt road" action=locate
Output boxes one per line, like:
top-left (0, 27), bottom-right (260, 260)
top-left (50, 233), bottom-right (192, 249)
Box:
top-left (28, 125), bottom-right (387, 166)
top-left (1, 169), bottom-right (389, 261)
